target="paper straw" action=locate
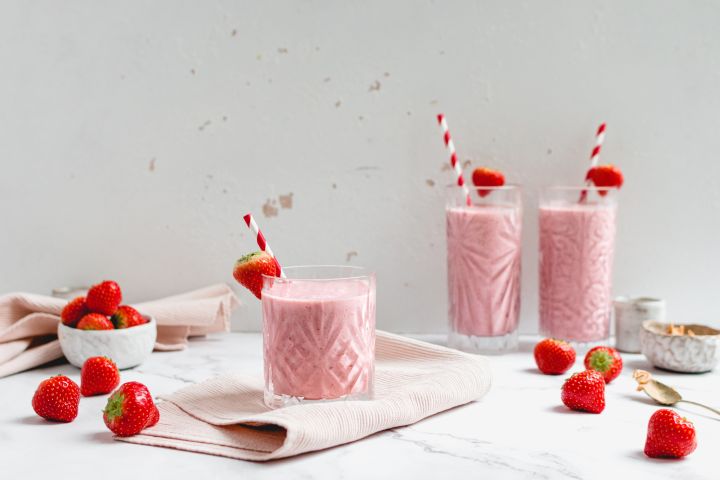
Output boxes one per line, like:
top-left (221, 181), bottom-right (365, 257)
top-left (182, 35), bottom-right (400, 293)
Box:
top-left (437, 114), bottom-right (472, 206)
top-left (579, 123), bottom-right (607, 202)
top-left (243, 213), bottom-right (285, 278)
top-left (589, 123), bottom-right (607, 168)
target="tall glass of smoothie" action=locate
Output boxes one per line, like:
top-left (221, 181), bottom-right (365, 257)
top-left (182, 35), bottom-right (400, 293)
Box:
top-left (261, 265), bottom-right (376, 408)
top-left (539, 186), bottom-right (618, 345)
top-left (446, 185), bottom-right (522, 353)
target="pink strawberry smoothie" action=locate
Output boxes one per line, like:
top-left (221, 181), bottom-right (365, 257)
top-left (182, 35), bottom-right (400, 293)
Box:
top-left (539, 203), bottom-right (617, 342)
top-left (261, 278), bottom-right (375, 401)
top-left (446, 205), bottom-right (522, 337)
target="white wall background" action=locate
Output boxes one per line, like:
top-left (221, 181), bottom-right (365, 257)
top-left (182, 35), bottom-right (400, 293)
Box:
top-left (1, 1), bottom-right (719, 333)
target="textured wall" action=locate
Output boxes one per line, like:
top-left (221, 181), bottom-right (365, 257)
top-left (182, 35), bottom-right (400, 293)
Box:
top-left (1, 1), bottom-right (719, 332)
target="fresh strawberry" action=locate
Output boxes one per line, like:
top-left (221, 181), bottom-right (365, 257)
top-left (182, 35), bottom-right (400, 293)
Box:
top-left (586, 164), bottom-right (623, 195)
top-left (147, 404), bottom-right (160, 428)
top-left (76, 313), bottom-right (114, 330)
top-left (561, 370), bottom-right (606, 414)
top-left (81, 356), bottom-right (120, 396)
top-left (32, 375), bottom-right (80, 422)
top-left (111, 305), bottom-right (146, 329)
top-left (644, 409), bottom-right (697, 458)
top-left (534, 338), bottom-right (576, 375)
top-left (103, 382), bottom-right (157, 437)
top-left (232, 251), bottom-right (280, 299)
top-left (86, 280), bottom-right (123, 315)
top-left (60, 296), bottom-right (88, 328)
top-left (584, 346), bottom-right (623, 384)
top-left (471, 167), bottom-right (505, 197)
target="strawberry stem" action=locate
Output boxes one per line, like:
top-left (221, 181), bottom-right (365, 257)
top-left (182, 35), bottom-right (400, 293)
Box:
top-left (589, 351), bottom-right (613, 373)
top-left (104, 392), bottom-right (125, 421)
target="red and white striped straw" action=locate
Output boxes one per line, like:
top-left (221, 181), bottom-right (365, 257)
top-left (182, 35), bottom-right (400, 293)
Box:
top-left (589, 123), bottom-right (607, 169)
top-left (243, 213), bottom-right (285, 278)
top-left (579, 123), bottom-right (607, 202)
top-left (437, 114), bottom-right (472, 206)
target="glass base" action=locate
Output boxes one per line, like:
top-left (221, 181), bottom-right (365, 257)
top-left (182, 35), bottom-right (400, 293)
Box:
top-left (264, 389), bottom-right (373, 409)
top-left (539, 330), bottom-right (609, 354)
top-left (565, 338), bottom-right (609, 355)
top-left (448, 329), bottom-right (519, 354)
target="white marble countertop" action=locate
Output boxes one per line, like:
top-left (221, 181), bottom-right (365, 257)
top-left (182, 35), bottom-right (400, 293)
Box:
top-left (2, 333), bottom-right (717, 480)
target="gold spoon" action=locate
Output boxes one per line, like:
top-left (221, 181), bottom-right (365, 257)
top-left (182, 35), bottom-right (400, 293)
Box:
top-left (633, 370), bottom-right (720, 416)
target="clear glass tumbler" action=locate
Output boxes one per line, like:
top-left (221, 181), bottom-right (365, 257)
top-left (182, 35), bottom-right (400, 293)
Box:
top-left (446, 185), bottom-right (522, 353)
top-left (261, 265), bottom-right (376, 408)
top-left (538, 186), bottom-right (618, 345)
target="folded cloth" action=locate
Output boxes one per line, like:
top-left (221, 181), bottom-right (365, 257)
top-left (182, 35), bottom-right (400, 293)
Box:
top-left (0, 284), bottom-right (240, 378)
top-left (119, 331), bottom-right (492, 461)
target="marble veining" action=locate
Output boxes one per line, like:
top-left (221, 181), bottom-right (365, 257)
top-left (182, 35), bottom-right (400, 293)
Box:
top-left (387, 428), bottom-right (583, 480)
top-left (1, 333), bottom-right (718, 480)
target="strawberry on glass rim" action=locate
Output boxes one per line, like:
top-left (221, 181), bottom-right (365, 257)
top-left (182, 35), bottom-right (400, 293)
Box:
top-left (471, 167), bottom-right (505, 197)
top-left (233, 251), bottom-right (281, 299)
top-left (585, 164), bottom-right (623, 195)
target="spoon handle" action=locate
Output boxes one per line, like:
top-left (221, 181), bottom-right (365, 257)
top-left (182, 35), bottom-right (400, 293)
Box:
top-left (679, 399), bottom-right (720, 417)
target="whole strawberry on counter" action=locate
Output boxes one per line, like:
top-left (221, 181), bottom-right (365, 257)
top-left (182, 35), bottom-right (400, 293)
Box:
top-left (644, 409), bottom-right (697, 458)
top-left (103, 381), bottom-right (158, 437)
top-left (534, 338), bottom-right (576, 375)
top-left (32, 375), bottom-right (81, 422)
top-left (561, 370), bottom-right (606, 414)
top-left (86, 280), bottom-right (123, 315)
top-left (584, 346), bottom-right (623, 384)
top-left (81, 356), bottom-right (120, 396)
top-left (233, 251), bottom-right (281, 299)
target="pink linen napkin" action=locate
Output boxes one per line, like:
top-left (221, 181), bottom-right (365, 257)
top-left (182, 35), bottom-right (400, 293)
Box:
top-left (0, 284), bottom-right (240, 378)
top-left (119, 331), bottom-right (492, 461)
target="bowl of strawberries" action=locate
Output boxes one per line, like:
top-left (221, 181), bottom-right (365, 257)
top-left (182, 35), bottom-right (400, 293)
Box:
top-left (57, 280), bottom-right (157, 369)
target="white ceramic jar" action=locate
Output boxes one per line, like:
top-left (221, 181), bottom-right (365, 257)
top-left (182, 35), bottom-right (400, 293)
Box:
top-left (614, 297), bottom-right (666, 353)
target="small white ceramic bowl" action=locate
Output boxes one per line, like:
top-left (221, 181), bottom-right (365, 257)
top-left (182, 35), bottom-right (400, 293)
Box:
top-left (639, 320), bottom-right (720, 373)
top-left (58, 316), bottom-right (157, 369)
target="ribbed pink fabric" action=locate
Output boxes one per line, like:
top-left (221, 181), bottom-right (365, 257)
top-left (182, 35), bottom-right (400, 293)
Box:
top-left (119, 331), bottom-right (492, 461)
top-left (0, 284), bottom-right (240, 378)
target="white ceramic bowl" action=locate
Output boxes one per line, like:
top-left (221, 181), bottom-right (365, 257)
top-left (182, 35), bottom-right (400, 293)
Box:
top-left (639, 320), bottom-right (720, 373)
top-left (58, 316), bottom-right (157, 369)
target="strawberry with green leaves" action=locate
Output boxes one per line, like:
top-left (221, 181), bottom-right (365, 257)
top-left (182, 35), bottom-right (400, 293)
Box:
top-left (233, 251), bottom-right (281, 299)
top-left (584, 346), bottom-right (623, 383)
top-left (111, 305), bottom-right (146, 329)
top-left (103, 381), bottom-right (158, 437)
